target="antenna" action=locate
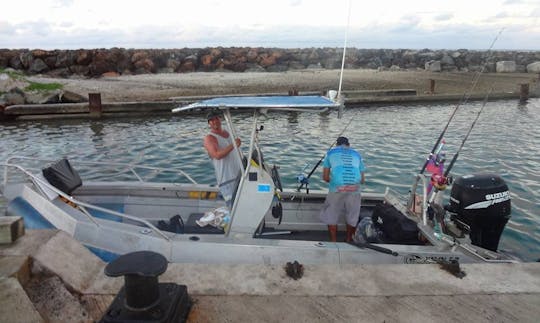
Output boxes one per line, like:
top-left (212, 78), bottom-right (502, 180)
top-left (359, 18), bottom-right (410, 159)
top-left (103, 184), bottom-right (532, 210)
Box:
top-left (337, 0), bottom-right (352, 100)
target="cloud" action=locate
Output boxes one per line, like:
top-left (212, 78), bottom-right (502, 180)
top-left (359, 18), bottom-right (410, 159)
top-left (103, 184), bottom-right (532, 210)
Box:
top-left (52, 0), bottom-right (74, 8)
top-left (434, 13), bottom-right (454, 21)
top-left (1, 11), bottom-right (539, 50)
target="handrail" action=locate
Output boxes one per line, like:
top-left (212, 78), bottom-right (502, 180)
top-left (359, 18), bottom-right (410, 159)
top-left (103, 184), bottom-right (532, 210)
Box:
top-left (407, 174), bottom-right (429, 226)
top-left (2, 162), bottom-right (171, 241)
top-left (3, 156), bottom-right (198, 185)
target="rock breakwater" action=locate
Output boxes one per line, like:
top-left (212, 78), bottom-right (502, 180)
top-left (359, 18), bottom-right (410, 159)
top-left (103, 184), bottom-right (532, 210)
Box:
top-left (1, 48), bottom-right (540, 78)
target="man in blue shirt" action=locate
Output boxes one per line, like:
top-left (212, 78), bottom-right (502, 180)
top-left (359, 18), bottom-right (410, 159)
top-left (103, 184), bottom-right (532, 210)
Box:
top-left (320, 136), bottom-right (366, 242)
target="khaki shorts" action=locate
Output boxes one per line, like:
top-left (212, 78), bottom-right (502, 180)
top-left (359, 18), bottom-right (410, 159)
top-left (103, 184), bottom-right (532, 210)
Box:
top-left (319, 192), bottom-right (362, 226)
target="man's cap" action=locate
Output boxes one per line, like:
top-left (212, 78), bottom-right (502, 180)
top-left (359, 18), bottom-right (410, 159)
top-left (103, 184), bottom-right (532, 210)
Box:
top-left (207, 110), bottom-right (222, 121)
top-left (336, 136), bottom-right (349, 146)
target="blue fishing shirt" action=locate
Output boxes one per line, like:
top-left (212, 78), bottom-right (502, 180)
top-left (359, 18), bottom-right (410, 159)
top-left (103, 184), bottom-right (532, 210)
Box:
top-left (323, 146), bottom-right (365, 193)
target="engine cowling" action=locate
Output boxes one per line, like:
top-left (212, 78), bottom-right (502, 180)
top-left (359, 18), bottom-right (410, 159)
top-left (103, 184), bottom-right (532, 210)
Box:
top-left (447, 173), bottom-right (511, 251)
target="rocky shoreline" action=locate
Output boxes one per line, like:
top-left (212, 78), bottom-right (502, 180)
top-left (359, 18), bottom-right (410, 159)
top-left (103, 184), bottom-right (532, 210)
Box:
top-left (1, 48), bottom-right (540, 78)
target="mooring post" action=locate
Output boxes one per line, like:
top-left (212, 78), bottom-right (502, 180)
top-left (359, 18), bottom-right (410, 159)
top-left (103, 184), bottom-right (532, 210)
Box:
top-left (519, 83), bottom-right (529, 102)
top-left (429, 79), bottom-right (435, 94)
top-left (88, 93), bottom-right (102, 117)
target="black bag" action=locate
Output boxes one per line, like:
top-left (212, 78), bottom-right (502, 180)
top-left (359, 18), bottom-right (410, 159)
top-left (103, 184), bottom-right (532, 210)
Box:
top-left (42, 158), bottom-right (82, 194)
top-left (372, 202), bottom-right (420, 244)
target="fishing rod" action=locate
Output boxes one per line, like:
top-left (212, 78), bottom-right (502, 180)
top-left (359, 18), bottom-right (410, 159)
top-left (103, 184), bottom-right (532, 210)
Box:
top-left (444, 88), bottom-right (493, 177)
top-left (296, 115), bottom-right (356, 192)
top-left (426, 89), bottom-right (492, 239)
top-left (419, 28), bottom-right (504, 175)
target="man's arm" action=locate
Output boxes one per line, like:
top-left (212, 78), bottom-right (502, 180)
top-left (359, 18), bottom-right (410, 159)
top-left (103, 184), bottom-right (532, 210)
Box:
top-left (204, 135), bottom-right (241, 160)
top-left (322, 167), bottom-right (330, 183)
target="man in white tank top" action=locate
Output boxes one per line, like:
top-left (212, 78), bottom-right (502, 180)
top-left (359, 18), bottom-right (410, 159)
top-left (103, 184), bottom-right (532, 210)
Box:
top-left (203, 111), bottom-right (243, 207)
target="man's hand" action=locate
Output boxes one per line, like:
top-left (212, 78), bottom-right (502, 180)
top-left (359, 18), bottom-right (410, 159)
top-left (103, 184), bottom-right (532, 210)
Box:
top-left (234, 138), bottom-right (241, 147)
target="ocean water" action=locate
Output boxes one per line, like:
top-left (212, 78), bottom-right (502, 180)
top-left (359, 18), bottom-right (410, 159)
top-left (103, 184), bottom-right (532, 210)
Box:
top-left (1, 98), bottom-right (538, 261)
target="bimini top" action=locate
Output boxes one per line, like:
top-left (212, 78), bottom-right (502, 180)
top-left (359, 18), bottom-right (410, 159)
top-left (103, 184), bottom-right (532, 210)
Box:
top-left (172, 95), bottom-right (340, 113)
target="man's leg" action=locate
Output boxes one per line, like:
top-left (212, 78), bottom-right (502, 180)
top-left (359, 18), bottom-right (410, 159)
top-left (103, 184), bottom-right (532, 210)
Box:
top-left (327, 225), bottom-right (338, 242)
top-left (345, 192), bottom-right (362, 243)
top-left (345, 224), bottom-right (356, 242)
top-left (320, 193), bottom-right (340, 242)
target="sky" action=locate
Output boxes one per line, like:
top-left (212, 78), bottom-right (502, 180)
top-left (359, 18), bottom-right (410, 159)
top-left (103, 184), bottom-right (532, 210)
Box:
top-left (1, 0), bottom-right (539, 50)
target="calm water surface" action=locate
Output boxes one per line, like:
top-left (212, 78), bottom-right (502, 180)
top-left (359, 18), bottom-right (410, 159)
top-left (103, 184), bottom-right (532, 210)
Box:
top-left (1, 98), bottom-right (539, 261)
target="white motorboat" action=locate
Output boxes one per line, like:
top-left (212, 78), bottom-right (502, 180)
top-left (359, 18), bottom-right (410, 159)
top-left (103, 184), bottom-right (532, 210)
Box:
top-left (1, 95), bottom-right (517, 265)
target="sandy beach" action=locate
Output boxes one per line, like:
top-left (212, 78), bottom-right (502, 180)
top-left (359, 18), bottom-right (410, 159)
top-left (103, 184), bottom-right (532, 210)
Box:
top-left (27, 69), bottom-right (537, 102)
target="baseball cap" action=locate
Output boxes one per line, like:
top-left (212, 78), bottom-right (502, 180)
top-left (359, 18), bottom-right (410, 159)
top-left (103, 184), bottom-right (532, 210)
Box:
top-left (336, 136), bottom-right (349, 146)
top-left (207, 110), bottom-right (221, 121)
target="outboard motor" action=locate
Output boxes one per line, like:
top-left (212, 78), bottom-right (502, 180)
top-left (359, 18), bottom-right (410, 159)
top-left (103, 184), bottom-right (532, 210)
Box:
top-left (447, 173), bottom-right (511, 251)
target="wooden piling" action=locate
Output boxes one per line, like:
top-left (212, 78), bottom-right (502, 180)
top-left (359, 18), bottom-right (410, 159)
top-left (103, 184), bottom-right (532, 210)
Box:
top-left (429, 79), bottom-right (435, 94)
top-left (519, 83), bottom-right (529, 102)
top-left (88, 93), bottom-right (102, 117)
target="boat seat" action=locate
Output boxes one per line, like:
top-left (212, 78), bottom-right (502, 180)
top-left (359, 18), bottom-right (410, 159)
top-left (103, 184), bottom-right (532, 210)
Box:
top-left (41, 158), bottom-right (82, 195)
top-left (184, 213), bottom-right (224, 234)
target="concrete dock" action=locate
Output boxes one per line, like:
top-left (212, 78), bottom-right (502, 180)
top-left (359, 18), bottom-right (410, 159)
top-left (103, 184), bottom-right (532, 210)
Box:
top-left (1, 89), bottom-right (528, 121)
top-left (1, 229), bottom-right (539, 322)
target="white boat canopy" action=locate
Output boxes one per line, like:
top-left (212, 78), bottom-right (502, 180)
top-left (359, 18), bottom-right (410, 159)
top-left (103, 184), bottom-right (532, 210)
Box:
top-left (172, 95), bottom-right (341, 113)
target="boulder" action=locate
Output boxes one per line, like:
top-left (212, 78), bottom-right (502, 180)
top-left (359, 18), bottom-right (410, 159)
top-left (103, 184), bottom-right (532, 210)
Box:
top-left (25, 89), bottom-right (63, 104)
top-left (31, 49), bottom-right (50, 59)
top-left (177, 61), bottom-right (195, 73)
top-left (45, 68), bottom-right (71, 78)
top-left (101, 71), bottom-right (120, 77)
top-left (526, 62), bottom-right (540, 73)
top-left (89, 50), bottom-right (116, 76)
top-left (201, 54), bottom-right (214, 67)
top-left (69, 65), bottom-right (90, 76)
top-left (131, 51), bottom-right (149, 63)
top-left (133, 58), bottom-right (155, 73)
top-left (8, 56), bottom-right (23, 70)
top-left (75, 50), bottom-right (92, 65)
top-left (0, 73), bottom-right (30, 92)
top-left (29, 59), bottom-right (49, 74)
top-left (54, 51), bottom-right (74, 68)
top-left (60, 90), bottom-right (87, 103)
top-left (425, 60), bottom-right (441, 72)
top-left (3, 88), bottom-right (26, 105)
top-left (441, 54), bottom-right (455, 66)
top-left (166, 58), bottom-right (181, 71)
top-left (258, 53), bottom-right (276, 68)
top-left (496, 61), bottom-right (516, 73)
top-left (246, 49), bottom-right (258, 63)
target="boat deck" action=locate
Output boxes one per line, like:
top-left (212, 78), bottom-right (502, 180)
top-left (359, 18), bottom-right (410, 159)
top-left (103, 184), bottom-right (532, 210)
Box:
top-left (1, 230), bottom-right (539, 322)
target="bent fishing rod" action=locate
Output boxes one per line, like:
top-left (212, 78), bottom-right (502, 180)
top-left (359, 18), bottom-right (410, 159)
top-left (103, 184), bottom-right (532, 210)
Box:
top-left (296, 115), bottom-right (356, 192)
top-left (443, 88), bottom-right (493, 177)
top-left (419, 28), bottom-right (504, 175)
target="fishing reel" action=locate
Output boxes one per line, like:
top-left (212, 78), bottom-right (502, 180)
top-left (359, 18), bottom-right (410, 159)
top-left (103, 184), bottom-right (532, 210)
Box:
top-left (297, 174), bottom-right (309, 186)
top-left (296, 164), bottom-right (310, 184)
top-left (431, 173), bottom-right (453, 191)
top-left (296, 164), bottom-right (310, 193)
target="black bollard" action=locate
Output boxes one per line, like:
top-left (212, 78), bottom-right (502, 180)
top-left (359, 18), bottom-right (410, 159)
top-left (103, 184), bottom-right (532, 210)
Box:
top-left (100, 251), bottom-right (190, 323)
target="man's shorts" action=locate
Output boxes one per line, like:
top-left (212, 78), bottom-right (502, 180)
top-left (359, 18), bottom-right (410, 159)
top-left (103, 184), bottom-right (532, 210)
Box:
top-left (319, 192), bottom-right (362, 226)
